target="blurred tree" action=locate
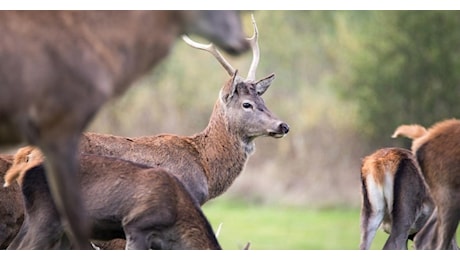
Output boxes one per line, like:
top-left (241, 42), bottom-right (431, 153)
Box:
top-left (334, 11), bottom-right (460, 146)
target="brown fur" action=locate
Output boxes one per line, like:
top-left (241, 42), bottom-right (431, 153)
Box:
top-left (406, 119), bottom-right (460, 249)
top-left (360, 147), bottom-right (433, 249)
top-left (391, 124), bottom-right (428, 152)
top-left (2, 147), bottom-right (124, 249)
top-left (6, 146), bottom-right (221, 250)
top-left (3, 146), bottom-right (45, 187)
top-left (78, 27), bottom-right (289, 206)
top-left (0, 10), bottom-right (249, 249)
top-left (0, 154), bottom-right (24, 249)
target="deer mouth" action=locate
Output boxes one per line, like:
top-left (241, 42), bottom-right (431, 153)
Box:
top-left (268, 131), bottom-right (287, 138)
top-left (268, 122), bottom-right (289, 138)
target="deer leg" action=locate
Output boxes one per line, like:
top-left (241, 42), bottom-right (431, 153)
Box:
top-left (9, 166), bottom-right (69, 250)
top-left (39, 136), bottom-right (92, 250)
top-left (383, 174), bottom-right (419, 250)
top-left (360, 177), bottom-right (385, 250)
top-left (9, 211), bottom-right (66, 250)
top-left (123, 230), bottom-right (151, 250)
top-left (414, 208), bottom-right (438, 249)
top-left (435, 201), bottom-right (460, 250)
top-left (383, 217), bottom-right (412, 250)
top-left (360, 209), bottom-right (384, 250)
top-left (123, 217), bottom-right (157, 250)
top-left (123, 207), bottom-right (176, 250)
top-left (6, 217), bottom-right (29, 250)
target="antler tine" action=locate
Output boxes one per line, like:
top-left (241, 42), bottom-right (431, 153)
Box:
top-left (246, 14), bottom-right (260, 81)
top-left (215, 222), bottom-right (223, 238)
top-left (182, 35), bottom-right (236, 76)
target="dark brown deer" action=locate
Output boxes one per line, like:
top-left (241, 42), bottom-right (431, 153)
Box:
top-left (6, 146), bottom-right (222, 250)
top-left (393, 119), bottom-right (460, 250)
top-left (0, 10), bottom-right (249, 249)
top-left (359, 147), bottom-right (434, 250)
top-left (0, 154), bottom-right (24, 249)
top-left (79, 15), bottom-right (290, 206)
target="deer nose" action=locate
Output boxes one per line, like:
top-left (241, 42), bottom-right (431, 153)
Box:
top-left (279, 122), bottom-right (290, 134)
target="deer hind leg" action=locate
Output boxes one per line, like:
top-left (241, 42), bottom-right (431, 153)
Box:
top-left (123, 229), bottom-right (151, 250)
top-left (383, 162), bottom-right (420, 250)
top-left (413, 209), bottom-right (438, 249)
top-left (360, 176), bottom-right (385, 250)
top-left (10, 165), bottom-right (73, 249)
top-left (9, 214), bottom-right (66, 249)
top-left (435, 197), bottom-right (460, 250)
top-left (382, 205), bottom-right (413, 249)
top-left (6, 217), bottom-right (29, 250)
top-left (123, 207), bottom-right (176, 250)
top-left (416, 197), bottom-right (460, 249)
top-left (38, 136), bottom-right (93, 250)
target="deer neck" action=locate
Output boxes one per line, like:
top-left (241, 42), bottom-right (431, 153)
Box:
top-left (195, 101), bottom-right (253, 201)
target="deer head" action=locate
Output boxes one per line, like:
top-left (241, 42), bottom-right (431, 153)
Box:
top-left (183, 14), bottom-right (289, 146)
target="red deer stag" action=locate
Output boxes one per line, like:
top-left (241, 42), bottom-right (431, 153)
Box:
top-left (392, 119), bottom-right (460, 250)
top-left (0, 11), bottom-right (249, 249)
top-left (360, 147), bottom-right (434, 249)
top-left (78, 15), bottom-right (290, 206)
top-left (6, 146), bottom-right (222, 250)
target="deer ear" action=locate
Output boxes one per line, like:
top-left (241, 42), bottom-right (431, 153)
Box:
top-left (220, 70), bottom-right (239, 103)
top-left (254, 73), bottom-right (275, 96)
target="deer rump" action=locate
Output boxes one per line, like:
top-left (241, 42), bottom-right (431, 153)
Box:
top-left (7, 153), bottom-right (221, 250)
top-left (411, 119), bottom-right (460, 250)
top-left (360, 147), bottom-right (433, 250)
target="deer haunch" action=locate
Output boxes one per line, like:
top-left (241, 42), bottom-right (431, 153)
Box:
top-left (78, 15), bottom-right (289, 207)
top-left (0, 155), bottom-right (24, 249)
top-left (0, 10), bottom-right (249, 249)
top-left (394, 119), bottom-right (460, 250)
top-left (360, 147), bottom-right (433, 250)
top-left (6, 147), bottom-right (221, 250)
top-left (1, 149), bottom-right (122, 250)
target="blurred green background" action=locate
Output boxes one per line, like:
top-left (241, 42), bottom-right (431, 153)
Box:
top-left (87, 11), bottom-right (460, 249)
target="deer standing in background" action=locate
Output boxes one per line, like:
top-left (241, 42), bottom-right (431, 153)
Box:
top-left (0, 10), bottom-right (249, 249)
top-left (79, 15), bottom-right (289, 206)
top-left (5, 146), bottom-right (222, 250)
top-left (393, 119), bottom-right (460, 250)
top-left (359, 147), bottom-right (434, 249)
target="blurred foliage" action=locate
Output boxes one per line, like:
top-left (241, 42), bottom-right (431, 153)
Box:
top-left (88, 11), bottom-right (460, 208)
top-left (332, 11), bottom-right (460, 146)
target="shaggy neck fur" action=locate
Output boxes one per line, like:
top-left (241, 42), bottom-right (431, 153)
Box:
top-left (192, 100), bottom-right (252, 201)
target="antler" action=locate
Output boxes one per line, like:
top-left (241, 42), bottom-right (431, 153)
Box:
top-left (215, 222), bottom-right (223, 238)
top-left (182, 35), bottom-right (236, 76)
top-left (246, 14), bottom-right (259, 81)
top-left (182, 13), bottom-right (260, 81)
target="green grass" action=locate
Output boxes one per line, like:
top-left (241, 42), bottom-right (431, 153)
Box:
top-left (202, 199), bottom-right (415, 250)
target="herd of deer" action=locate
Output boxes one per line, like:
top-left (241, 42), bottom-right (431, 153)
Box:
top-left (0, 11), bottom-right (290, 250)
top-left (360, 119), bottom-right (460, 250)
top-left (0, 10), bottom-right (457, 250)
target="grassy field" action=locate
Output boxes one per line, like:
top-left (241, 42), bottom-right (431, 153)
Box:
top-left (202, 199), bottom-right (460, 250)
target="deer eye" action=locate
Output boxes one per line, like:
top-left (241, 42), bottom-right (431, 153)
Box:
top-left (242, 102), bottom-right (253, 109)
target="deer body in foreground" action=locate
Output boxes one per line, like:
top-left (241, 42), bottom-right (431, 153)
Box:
top-left (360, 147), bottom-right (434, 250)
top-left (6, 147), bottom-right (221, 250)
top-left (393, 119), bottom-right (460, 250)
top-left (79, 15), bottom-right (289, 206)
top-left (0, 10), bottom-right (249, 249)
top-left (0, 155), bottom-right (23, 249)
